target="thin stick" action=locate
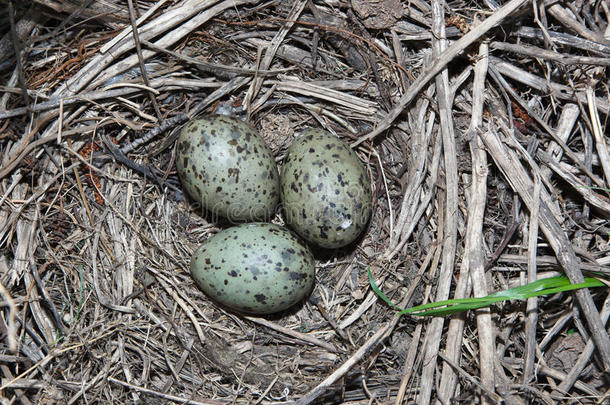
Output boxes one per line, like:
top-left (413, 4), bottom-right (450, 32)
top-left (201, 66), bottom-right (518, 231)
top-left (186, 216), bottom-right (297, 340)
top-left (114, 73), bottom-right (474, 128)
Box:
top-left (556, 293), bottom-right (610, 394)
top-left (142, 40), bottom-right (291, 78)
top-left (100, 0), bottom-right (168, 53)
top-left (294, 324), bottom-right (391, 405)
top-left (547, 4), bottom-right (605, 43)
top-left (297, 265), bottom-right (424, 405)
top-left (387, 109), bottom-right (441, 259)
top-left (244, 0), bottom-right (307, 111)
top-left (490, 41), bottom-right (610, 66)
top-left (586, 87), bottom-right (610, 187)
top-left (421, 1), bottom-right (459, 403)
top-left (523, 177), bottom-right (540, 384)
top-left (489, 66), bottom-right (605, 187)
top-left (478, 127), bottom-right (610, 372)
top-left (539, 103), bottom-right (580, 181)
top-left (0, 328), bottom-right (117, 391)
top-left (108, 377), bottom-right (229, 405)
top-left (490, 57), bottom-right (610, 114)
top-left (28, 259), bottom-right (67, 337)
top-left (243, 316), bottom-right (341, 354)
top-left (395, 248), bottom-right (437, 405)
top-left (0, 86), bottom-right (159, 120)
top-left (351, 0), bottom-right (530, 147)
top-left (468, 41), bottom-right (495, 405)
top-left (0, 280), bottom-right (17, 351)
top-left (68, 140), bottom-right (93, 224)
top-left (374, 149), bottom-right (394, 244)
top-left (126, 0), bottom-right (162, 119)
top-left (437, 352), bottom-right (503, 403)
top-left (537, 151), bottom-right (610, 216)
top-left (513, 26), bottom-right (610, 56)
top-left (7, 0), bottom-right (30, 109)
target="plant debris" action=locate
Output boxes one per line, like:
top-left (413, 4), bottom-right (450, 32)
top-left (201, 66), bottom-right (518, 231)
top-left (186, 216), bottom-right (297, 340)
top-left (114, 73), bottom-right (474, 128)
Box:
top-left (1, 0), bottom-right (609, 403)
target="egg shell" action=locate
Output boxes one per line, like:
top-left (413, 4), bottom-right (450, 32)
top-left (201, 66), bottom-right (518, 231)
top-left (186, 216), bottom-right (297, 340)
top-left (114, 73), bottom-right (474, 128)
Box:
top-left (280, 129), bottom-right (372, 248)
top-left (176, 115), bottom-right (280, 222)
top-left (190, 223), bottom-right (315, 314)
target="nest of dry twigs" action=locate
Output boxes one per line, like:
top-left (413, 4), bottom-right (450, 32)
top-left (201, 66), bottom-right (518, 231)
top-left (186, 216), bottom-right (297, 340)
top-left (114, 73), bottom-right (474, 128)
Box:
top-left (1, 0), bottom-right (609, 404)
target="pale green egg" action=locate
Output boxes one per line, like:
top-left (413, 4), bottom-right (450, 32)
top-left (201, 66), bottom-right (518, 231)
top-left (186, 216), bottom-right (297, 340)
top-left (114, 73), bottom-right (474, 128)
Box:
top-left (190, 223), bottom-right (315, 314)
top-left (176, 115), bottom-right (280, 222)
top-left (280, 129), bottom-right (372, 248)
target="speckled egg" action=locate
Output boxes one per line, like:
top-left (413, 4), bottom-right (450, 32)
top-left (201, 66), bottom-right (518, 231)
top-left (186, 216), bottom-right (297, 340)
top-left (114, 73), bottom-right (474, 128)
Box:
top-left (190, 223), bottom-right (315, 314)
top-left (176, 115), bottom-right (280, 222)
top-left (280, 129), bottom-right (372, 248)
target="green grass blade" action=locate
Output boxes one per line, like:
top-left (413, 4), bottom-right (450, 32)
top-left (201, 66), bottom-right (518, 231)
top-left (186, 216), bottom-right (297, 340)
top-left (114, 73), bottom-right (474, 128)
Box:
top-left (367, 267), bottom-right (403, 311)
top-left (368, 267), bottom-right (606, 317)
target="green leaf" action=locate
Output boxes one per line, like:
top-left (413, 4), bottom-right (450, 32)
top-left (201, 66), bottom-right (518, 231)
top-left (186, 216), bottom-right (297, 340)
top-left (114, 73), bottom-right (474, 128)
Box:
top-left (367, 267), bottom-right (402, 311)
top-left (367, 267), bottom-right (606, 317)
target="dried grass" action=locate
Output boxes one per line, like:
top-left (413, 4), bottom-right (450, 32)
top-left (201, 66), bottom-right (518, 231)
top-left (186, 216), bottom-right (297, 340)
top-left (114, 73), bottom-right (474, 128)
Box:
top-left (1, 0), bottom-right (609, 404)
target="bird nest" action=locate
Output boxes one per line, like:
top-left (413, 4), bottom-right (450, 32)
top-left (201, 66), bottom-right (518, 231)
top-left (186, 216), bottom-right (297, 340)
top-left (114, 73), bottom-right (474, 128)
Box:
top-left (1, 0), bottom-right (609, 404)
